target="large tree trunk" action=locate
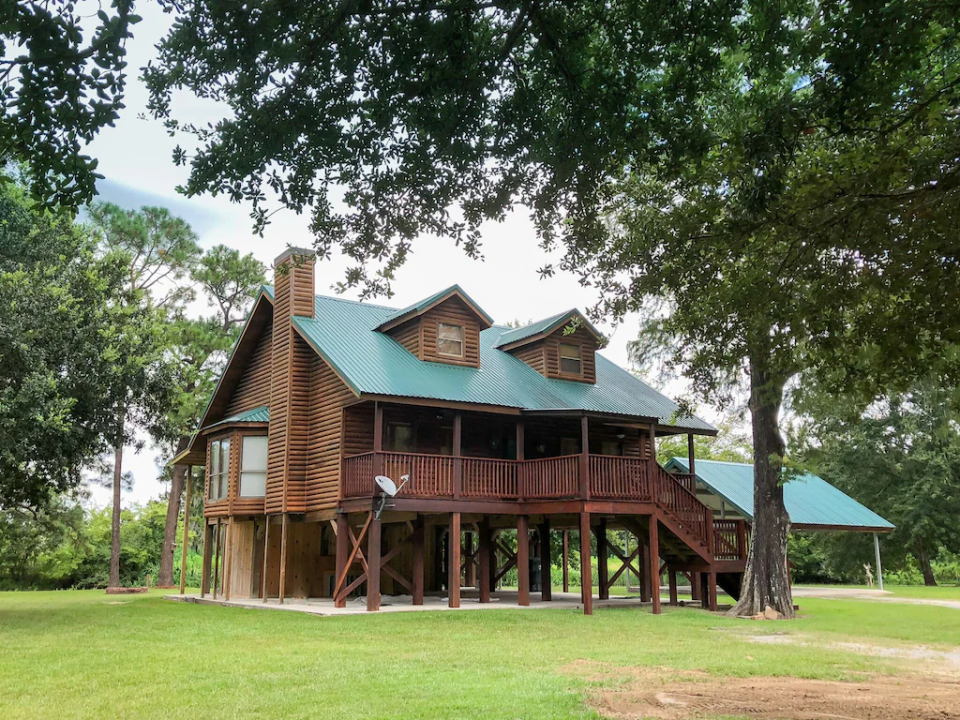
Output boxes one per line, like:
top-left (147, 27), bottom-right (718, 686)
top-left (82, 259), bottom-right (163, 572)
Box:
top-left (914, 538), bottom-right (938, 586)
top-left (730, 358), bottom-right (795, 618)
top-left (158, 437), bottom-right (190, 587)
top-left (110, 439), bottom-right (124, 589)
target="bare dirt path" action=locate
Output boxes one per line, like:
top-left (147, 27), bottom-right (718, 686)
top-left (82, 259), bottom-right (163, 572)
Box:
top-left (792, 586), bottom-right (960, 611)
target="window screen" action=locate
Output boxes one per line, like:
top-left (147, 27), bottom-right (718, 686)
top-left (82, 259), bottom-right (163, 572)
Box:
top-left (209, 438), bottom-right (230, 500)
top-left (240, 436), bottom-right (268, 497)
top-left (437, 323), bottom-right (464, 357)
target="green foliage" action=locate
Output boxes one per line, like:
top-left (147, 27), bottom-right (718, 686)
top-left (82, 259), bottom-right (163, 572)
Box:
top-left (1, 2), bottom-right (140, 210)
top-left (656, 415), bottom-right (753, 466)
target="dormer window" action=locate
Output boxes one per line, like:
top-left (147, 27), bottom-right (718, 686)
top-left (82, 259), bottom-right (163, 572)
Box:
top-left (560, 343), bottom-right (582, 375)
top-left (437, 323), bottom-right (464, 358)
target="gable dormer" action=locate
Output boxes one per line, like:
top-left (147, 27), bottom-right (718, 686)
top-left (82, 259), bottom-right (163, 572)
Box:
top-left (375, 286), bottom-right (493, 368)
top-left (495, 310), bottom-right (605, 384)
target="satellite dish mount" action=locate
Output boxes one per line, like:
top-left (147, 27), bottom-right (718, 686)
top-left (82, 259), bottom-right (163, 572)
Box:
top-left (375, 474), bottom-right (409, 519)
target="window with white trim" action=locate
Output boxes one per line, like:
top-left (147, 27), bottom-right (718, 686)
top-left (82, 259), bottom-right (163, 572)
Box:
top-left (239, 436), bottom-right (268, 497)
top-left (208, 438), bottom-right (230, 501)
top-left (559, 343), bottom-right (582, 375)
top-left (437, 323), bottom-right (464, 357)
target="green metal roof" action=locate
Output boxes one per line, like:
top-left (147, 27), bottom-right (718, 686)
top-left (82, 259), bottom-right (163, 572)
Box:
top-left (493, 309), bottom-right (603, 348)
top-left (206, 405), bottom-right (270, 429)
top-left (665, 458), bottom-right (894, 531)
top-left (374, 284), bottom-right (494, 330)
top-left (284, 290), bottom-right (715, 433)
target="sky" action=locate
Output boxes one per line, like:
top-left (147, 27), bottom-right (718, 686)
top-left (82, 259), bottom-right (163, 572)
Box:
top-left (83, 4), bottom-right (716, 508)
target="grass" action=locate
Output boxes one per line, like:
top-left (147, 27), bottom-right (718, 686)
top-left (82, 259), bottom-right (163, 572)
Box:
top-left (795, 583), bottom-right (960, 600)
top-left (1, 590), bottom-right (958, 720)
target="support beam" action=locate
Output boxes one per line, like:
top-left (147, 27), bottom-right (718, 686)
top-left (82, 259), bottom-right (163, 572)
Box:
top-left (478, 518), bottom-right (491, 603)
top-left (367, 515), bottom-right (382, 611)
top-left (539, 520), bottom-right (552, 601)
top-left (707, 571), bottom-right (718, 611)
top-left (223, 518), bottom-right (234, 601)
top-left (373, 402), bottom-right (384, 477)
top-left (453, 412), bottom-right (462, 499)
top-left (597, 518), bottom-right (609, 600)
top-left (649, 515), bottom-right (661, 614)
top-left (412, 515), bottom-right (424, 605)
top-left (261, 515), bottom-right (271, 602)
top-left (335, 514), bottom-right (349, 607)
top-left (212, 519), bottom-right (221, 599)
top-left (579, 512), bottom-right (593, 615)
top-left (640, 541), bottom-right (651, 602)
top-left (873, 533), bottom-right (884, 592)
top-left (463, 531), bottom-right (475, 587)
top-left (690, 571), bottom-right (701, 602)
top-left (517, 515), bottom-right (530, 606)
top-left (580, 415), bottom-right (590, 500)
top-left (562, 530), bottom-right (569, 593)
top-left (687, 432), bottom-right (696, 477)
top-left (179, 467), bottom-right (192, 594)
top-left (200, 520), bottom-right (213, 597)
top-left (448, 513), bottom-right (461, 608)
top-left (278, 513), bottom-right (289, 605)
top-left (668, 569), bottom-right (678, 606)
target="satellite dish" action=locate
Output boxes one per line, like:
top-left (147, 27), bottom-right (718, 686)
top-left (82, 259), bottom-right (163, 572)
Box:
top-left (375, 475), bottom-right (398, 497)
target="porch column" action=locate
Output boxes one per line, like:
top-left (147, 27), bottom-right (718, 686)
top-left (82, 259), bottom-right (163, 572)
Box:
top-left (516, 420), bottom-right (525, 499)
top-left (367, 515), bottom-right (382, 611)
top-left (200, 519), bottom-right (213, 597)
top-left (597, 518), bottom-right (609, 600)
top-left (223, 517), bottom-right (234, 601)
top-left (373, 402), bottom-right (384, 477)
top-left (639, 541), bottom-right (651, 602)
top-left (453, 412), bottom-right (462, 499)
top-left (539, 520), bottom-right (552, 601)
top-left (448, 513), bottom-right (461, 608)
top-left (579, 512), bottom-right (593, 615)
top-left (261, 516), bottom-right (271, 602)
top-left (334, 514), bottom-right (349, 608)
top-left (668, 569), bottom-right (678, 606)
top-left (412, 515), bottom-right (424, 605)
top-left (707, 571), bottom-right (718, 611)
top-left (690, 571), bottom-right (701, 602)
top-left (179, 466), bottom-right (192, 595)
top-left (517, 515), bottom-right (530, 606)
top-left (873, 533), bottom-right (884, 591)
top-left (212, 519), bottom-right (221, 599)
top-left (562, 530), bottom-right (570, 593)
top-left (478, 518), bottom-right (491, 603)
top-left (580, 415), bottom-right (590, 500)
top-left (464, 532), bottom-right (475, 587)
top-left (687, 432), bottom-right (696, 476)
top-left (649, 514), bottom-right (661, 614)
top-left (278, 513), bottom-right (288, 604)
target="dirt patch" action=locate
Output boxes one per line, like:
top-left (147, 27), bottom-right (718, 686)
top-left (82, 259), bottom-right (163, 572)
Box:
top-left (745, 632), bottom-right (960, 667)
top-left (566, 662), bottom-right (960, 720)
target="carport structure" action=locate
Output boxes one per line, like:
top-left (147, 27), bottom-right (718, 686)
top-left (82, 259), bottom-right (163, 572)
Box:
top-left (665, 458), bottom-right (895, 589)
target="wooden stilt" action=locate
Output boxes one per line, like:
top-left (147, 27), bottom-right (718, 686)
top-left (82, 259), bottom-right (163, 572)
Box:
top-left (212, 519), bottom-right (221, 599)
top-left (367, 515), bottom-right (382, 612)
top-left (278, 513), bottom-right (289, 605)
top-left (448, 513), bottom-right (461, 608)
top-left (707, 571), bottom-right (718, 611)
top-left (223, 517), bottom-right (234, 601)
top-left (335, 514), bottom-right (349, 607)
top-left (517, 515), bottom-right (530, 606)
top-left (200, 520), bottom-right (213, 597)
top-left (412, 515), bottom-right (424, 605)
top-left (690, 571), bottom-right (701, 601)
top-left (463, 532), bottom-right (475, 587)
top-left (668, 569), bottom-right (678, 606)
top-left (562, 530), bottom-right (569, 593)
top-left (648, 515), bottom-right (661, 614)
top-left (640, 541), bottom-right (651, 602)
top-left (597, 518), bottom-right (609, 600)
top-left (179, 467), bottom-right (192, 594)
top-left (579, 512), bottom-right (593, 615)
top-left (478, 517), bottom-right (491, 603)
top-left (261, 516), bottom-right (271, 601)
top-left (539, 520), bottom-right (552, 601)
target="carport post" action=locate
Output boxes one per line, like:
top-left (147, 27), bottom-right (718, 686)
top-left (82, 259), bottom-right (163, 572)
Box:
top-left (873, 533), bottom-right (884, 591)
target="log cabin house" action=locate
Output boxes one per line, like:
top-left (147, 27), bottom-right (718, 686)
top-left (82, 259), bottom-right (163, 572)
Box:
top-left (173, 248), bottom-right (750, 614)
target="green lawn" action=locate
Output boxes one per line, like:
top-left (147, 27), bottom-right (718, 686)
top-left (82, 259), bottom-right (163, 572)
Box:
top-left (1, 590), bottom-right (958, 720)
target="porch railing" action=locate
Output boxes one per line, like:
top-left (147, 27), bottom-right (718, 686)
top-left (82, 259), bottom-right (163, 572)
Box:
top-left (712, 518), bottom-right (749, 561)
top-left (521, 455), bottom-right (580, 499)
top-left (589, 455), bottom-right (651, 500)
top-left (652, 465), bottom-right (712, 550)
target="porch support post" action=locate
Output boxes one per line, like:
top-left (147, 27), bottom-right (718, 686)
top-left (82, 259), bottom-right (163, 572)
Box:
top-left (179, 466), bottom-right (192, 594)
top-left (412, 514), bottom-right (424, 605)
top-left (223, 517), bottom-right (234, 601)
top-left (580, 415), bottom-right (590, 499)
top-left (668, 569), bottom-right (679, 606)
top-left (448, 513), bottom-right (461, 608)
top-left (562, 530), bottom-right (569, 593)
top-left (690, 571), bottom-right (701, 602)
top-left (873, 533), bottom-right (884, 591)
top-left (201, 519), bottom-right (213, 597)
top-left (212, 519), bottom-right (221, 599)
top-left (464, 532), bottom-right (475, 587)
top-left (367, 513), bottom-right (382, 612)
top-left (597, 518), bottom-right (609, 600)
top-left (649, 514), bottom-right (661, 614)
top-left (639, 541), bottom-right (651, 602)
top-left (453, 412), bottom-right (462, 499)
top-left (516, 419), bottom-right (525, 499)
top-left (334, 514), bottom-right (349, 607)
top-left (707, 571), bottom-right (718, 611)
top-left (478, 518), bottom-right (491, 603)
top-left (539, 520), bottom-right (552, 601)
top-left (579, 512), bottom-right (593, 615)
top-left (278, 513), bottom-right (288, 604)
top-left (517, 515), bottom-right (530, 606)
top-left (373, 402), bottom-right (384, 477)
top-left (687, 432), bottom-right (696, 476)
top-left (261, 516), bottom-right (271, 601)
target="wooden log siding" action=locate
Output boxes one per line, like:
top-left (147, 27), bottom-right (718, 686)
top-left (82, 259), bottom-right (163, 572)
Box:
top-left (343, 405), bottom-right (375, 456)
top-left (265, 265), bottom-right (292, 514)
top-left (224, 317), bottom-right (273, 416)
top-left (508, 324), bottom-right (598, 383)
top-left (391, 296), bottom-right (481, 367)
top-left (304, 353), bottom-right (357, 511)
top-left (511, 341), bottom-right (546, 375)
top-left (386, 319), bottom-right (420, 357)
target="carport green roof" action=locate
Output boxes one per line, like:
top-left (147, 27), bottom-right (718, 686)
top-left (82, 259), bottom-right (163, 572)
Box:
top-left (261, 286), bottom-right (715, 433)
top-left (665, 458), bottom-right (894, 531)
